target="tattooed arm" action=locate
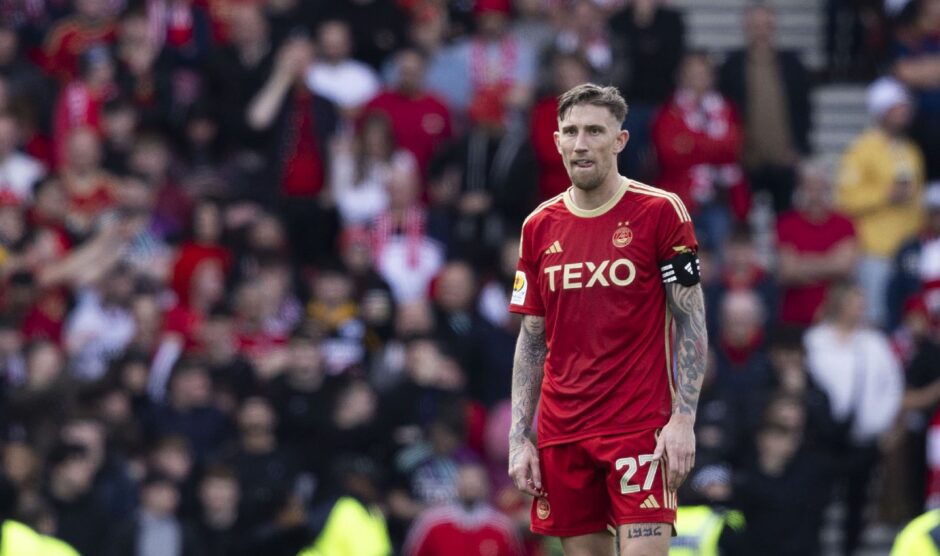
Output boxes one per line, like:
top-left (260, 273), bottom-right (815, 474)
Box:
top-left (652, 282), bottom-right (708, 491)
top-left (508, 315), bottom-right (547, 497)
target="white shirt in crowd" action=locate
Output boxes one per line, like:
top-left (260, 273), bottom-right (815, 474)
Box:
top-left (64, 289), bottom-right (136, 381)
top-left (0, 151), bottom-right (45, 202)
top-left (376, 236), bottom-right (444, 303)
top-left (305, 60), bottom-right (380, 110)
top-left (332, 150), bottom-right (418, 226)
top-left (805, 323), bottom-right (903, 445)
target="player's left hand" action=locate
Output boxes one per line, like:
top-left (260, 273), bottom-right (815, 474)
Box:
top-left (652, 413), bottom-right (695, 492)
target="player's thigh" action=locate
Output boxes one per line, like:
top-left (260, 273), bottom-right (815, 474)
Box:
top-left (532, 442), bottom-right (610, 538)
top-left (591, 430), bottom-right (677, 528)
top-left (560, 531), bottom-right (616, 556)
top-left (617, 522), bottom-right (671, 556)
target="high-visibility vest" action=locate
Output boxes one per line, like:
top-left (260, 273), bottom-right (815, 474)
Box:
top-left (669, 505), bottom-right (743, 556)
top-left (892, 510), bottom-right (940, 556)
top-left (0, 520), bottom-right (80, 556)
top-left (297, 496), bottom-right (391, 556)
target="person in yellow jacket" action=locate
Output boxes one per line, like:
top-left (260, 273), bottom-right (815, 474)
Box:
top-left (836, 76), bottom-right (925, 325)
top-left (0, 519), bottom-right (80, 556)
top-left (297, 456), bottom-right (391, 556)
top-left (670, 505), bottom-right (745, 556)
top-left (891, 509), bottom-right (940, 556)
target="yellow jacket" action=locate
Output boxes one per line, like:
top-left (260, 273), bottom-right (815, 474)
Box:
top-left (0, 520), bottom-right (80, 556)
top-left (836, 128), bottom-right (925, 257)
top-left (891, 509), bottom-right (940, 556)
top-left (297, 496), bottom-right (391, 556)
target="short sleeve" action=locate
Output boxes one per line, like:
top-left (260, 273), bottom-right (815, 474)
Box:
top-left (508, 224), bottom-right (545, 316)
top-left (655, 195), bottom-right (699, 264)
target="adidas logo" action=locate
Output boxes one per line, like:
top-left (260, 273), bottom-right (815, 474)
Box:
top-left (544, 240), bottom-right (563, 255)
top-left (640, 495), bottom-right (660, 510)
top-left (684, 262), bottom-right (693, 274)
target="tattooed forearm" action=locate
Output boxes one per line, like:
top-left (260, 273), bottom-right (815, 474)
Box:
top-left (510, 316), bottom-right (547, 441)
top-left (665, 283), bottom-right (708, 417)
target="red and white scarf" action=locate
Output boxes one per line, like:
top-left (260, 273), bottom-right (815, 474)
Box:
top-left (371, 205), bottom-right (426, 268)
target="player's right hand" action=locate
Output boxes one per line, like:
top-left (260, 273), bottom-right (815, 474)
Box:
top-left (508, 436), bottom-right (544, 497)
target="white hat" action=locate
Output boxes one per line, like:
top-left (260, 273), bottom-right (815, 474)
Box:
top-left (925, 182), bottom-right (940, 210)
top-left (885, 0), bottom-right (913, 16)
top-left (867, 77), bottom-right (911, 119)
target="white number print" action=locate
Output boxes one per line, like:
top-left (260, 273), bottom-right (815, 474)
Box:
top-left (615, 455), bottom-right (660, 495)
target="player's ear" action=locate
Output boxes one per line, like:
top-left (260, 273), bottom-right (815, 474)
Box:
top-left (613, 129), bottom-right (629, 154)
top-left (553, 130), bottom-right (562, 155)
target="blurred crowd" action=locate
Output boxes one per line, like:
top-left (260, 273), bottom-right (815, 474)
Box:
top-left (0, 0), bottom-right (937, 554)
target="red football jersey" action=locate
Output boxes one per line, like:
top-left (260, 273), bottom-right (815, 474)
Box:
top-left (509, 178), bottom-right (698, 448)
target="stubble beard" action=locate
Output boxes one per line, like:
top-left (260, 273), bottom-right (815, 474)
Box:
top-left (569, 163), bottom-right (606, 192)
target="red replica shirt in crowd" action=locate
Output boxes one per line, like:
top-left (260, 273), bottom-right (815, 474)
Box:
top-left (776, 210), bottom-right (856, 325)
top-left (364, 90), bottom-right (452, 179)
top-left (404, 505), bottom-right (524, 556)
top-left (509, 178), bottom-right (698, 447)
top-left (530, 97), bottom-right (570, 201)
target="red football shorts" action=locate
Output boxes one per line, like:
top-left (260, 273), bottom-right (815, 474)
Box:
top-left (530, 428), bottom-right (677, 537)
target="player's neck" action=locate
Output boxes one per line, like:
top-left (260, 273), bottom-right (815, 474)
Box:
top-left (570, 173), bottom-right (624, 210)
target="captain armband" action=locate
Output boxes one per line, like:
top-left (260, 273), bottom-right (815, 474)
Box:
top-left (660, 251), bottom-right (701, 286)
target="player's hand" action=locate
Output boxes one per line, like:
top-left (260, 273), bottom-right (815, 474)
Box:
top-left (508, 435), bottom-right (544, 497)
top-left (653, 414), bottom-right (695, 492)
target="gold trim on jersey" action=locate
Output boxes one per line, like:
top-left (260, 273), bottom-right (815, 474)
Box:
top-left (664, 307), bottom-right (676, 401)
top-left (562, 178), bottom-right (629, 218)
top-left (518, 192), bottom-right (566, 258)
top-left (627, 180), bottom-right (692, 223)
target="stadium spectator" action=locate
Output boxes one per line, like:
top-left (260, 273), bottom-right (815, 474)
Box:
top-left (63, 261), bottom-right (136, 381)
top-left (143, 360), bottom-right (232, 461)
top-left (330, 113), bottom-right (418, 227)
top-left (432, 89), bottom-right (536, 267)
top-left (652, 52), bottom-right (748, 252)
top-left (719, 3), bottom-right (811, 214)
top-left (299, 455), bottom-right (391, 556)
top-left (245, 34), bottom-right (340, 262)
top-left (837, 77), bottom-right (925, 326)
top-left (704, 225), bottom-right (776, 335)
top-left (0, 112), bottom-right (45, 204)
top-left (41, 0), bottom-right (117, 82)
top-left (425, 0), bottom-right (536, 117)
top-left (530, 53), bottom-right (592, 201)
top-left (553, 0), bottom-right (612, 75)
top-left (223, 396), bottom-right (300, 532)
top-left (44, 442), bottom-right (110, 556)
top-left (105, 472), bottom-right (203, 556)
top-left (59, 415), bottom-right (137, 519)
top-left (403, 461), bottom-right (525, 556)
top-left (319, 0), bottom-right (410, 71)
top-left (193, 465), bottom-right (243, 556)
top-left (889, 183), bottom-right (940, 330)
top-left (305, 19), bottom-right (380, 119)
top-left (364, 48), bottom-right (453, 182)
top-left (608, 0), bottom-right (686, 179)
top-left (371, 163), bottom-right (445, 303)
top-left (59, 127), bottom-right (118, 237)
top-left (204, 2), bottom-right (275, 156)
top-left (893, 0), bottom-right (940, 180)
top-left (113, 7), bottom-right (172, 131)
top-left (52, 46), bottom-right (116, 170)
top-left (712, 289), bottom-right (769, 392)
top-left (735, 399), bottom-right (830, 556)
top-left (776, 161), bottom-right (859, 327)
top-left (805, 281), bottom-right (904, 556)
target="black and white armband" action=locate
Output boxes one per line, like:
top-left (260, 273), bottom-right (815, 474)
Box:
top-left (660, 251), bottom-right (701, 286)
